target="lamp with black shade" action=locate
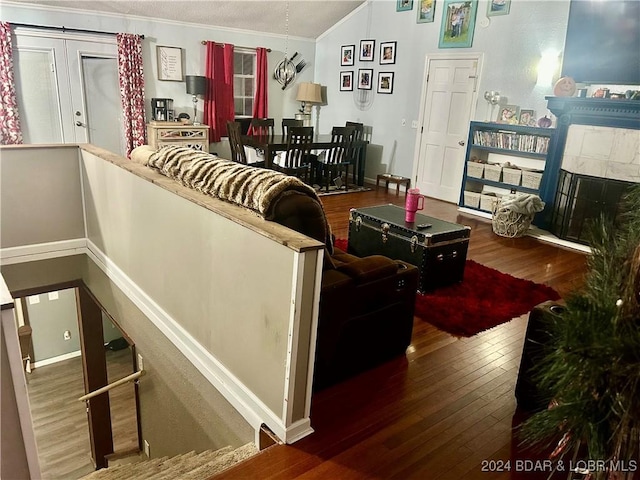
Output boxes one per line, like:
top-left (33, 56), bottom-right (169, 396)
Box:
top-left (185, 75), bottom-right (207, 125)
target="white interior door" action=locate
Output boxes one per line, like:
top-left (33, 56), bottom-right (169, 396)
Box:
top-left (413, 55), bottom-right (480, 203)
top-left (13, 35), bottom-right (72, 144)
top-left (13, 32), bottom-right (123, 155)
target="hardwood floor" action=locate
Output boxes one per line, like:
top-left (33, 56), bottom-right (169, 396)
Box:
top-left (26, 347), bottom-right (138, 479)
top-left (215, 186), bottom-right (588, 480)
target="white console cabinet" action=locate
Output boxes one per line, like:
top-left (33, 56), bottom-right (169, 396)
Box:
top-left (147, 122), bottom-right (209, 153)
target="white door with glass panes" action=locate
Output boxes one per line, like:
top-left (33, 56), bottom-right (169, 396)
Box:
top-left (13, 32), bottom-right (124, 155)
top-left (412, 54), bottom-right (481, 203)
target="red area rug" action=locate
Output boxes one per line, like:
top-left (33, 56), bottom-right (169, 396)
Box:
top-left (334, 238), bottom-right (561, 337)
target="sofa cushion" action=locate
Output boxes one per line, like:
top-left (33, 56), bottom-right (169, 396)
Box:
top-left (321, 269), bottom-right (355, 291)
top-left (335, 255), bottom-right (400, 285)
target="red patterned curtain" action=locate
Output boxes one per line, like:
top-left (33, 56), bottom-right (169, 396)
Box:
top-left (117, 33), bottom-right (146, 158)
top-left (0, 22), bottom-right (23, 145)
top-left (203, 42), bottom-right (234, 143)
top-left (251, 47), bottom-right (268, 120)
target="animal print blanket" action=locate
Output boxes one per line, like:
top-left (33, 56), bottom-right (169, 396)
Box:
top-left (146, 146), bottom-right (321, 219)
top-left (145, 146), bottom-right (332, 251)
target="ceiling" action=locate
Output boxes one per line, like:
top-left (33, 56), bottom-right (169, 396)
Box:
top-left (9, 0), bottom-right (366, 39)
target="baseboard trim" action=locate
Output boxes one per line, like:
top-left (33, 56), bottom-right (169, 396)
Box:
top-left (457, 208), bottom-right (591, 254)
top-left (32, 349), bottom-right (82, 369)
top-left (283, 418), bottom-right (314, 444)
top-left (527, 226), bottom-right (591, 254)
top-left (85, 240), bottom-right (295, 442)
top-left (0, 239), bottom-right (87, 265)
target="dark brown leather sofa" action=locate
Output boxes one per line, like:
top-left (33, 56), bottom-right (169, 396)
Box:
top-left (271, 192), bottom-right (419, 389)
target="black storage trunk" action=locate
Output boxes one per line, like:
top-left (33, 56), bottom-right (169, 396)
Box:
top-left (348, 204), bottom-right (471, 292)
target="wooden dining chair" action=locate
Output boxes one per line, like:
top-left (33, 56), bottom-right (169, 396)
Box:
top-left (282, 118), bottom-right (303, 137)
top-left (250, 118), bottom-right (275, 136)
top-left (272, 126), bottom-right (314, 183)
top-left (315, 126), bottom-right (355, 192)
top-left (346, 121), bottom-right (364, 184)
top-left (236, 117), bottom-right (252, 135)
top-left (227, 121), bottom-right (249, 164)
top-left (227, 121), bottom-right (266, 167)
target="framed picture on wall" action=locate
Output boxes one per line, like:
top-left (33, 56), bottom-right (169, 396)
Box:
top-left (359, 40), bottom-right (375, 62)
top-left (438, 0), bottom-right (478, 48)
top-left (380, 41), bottom-right (397, 65)
top-left (156, 45), bottom-right (183, 81)
top-left (341, 45), bottom-right (355, 66)
top-left (340, 71), bottom-right (354, 91)
top-left (397, 0), bottom-right (413, 11)
top-left (487, 0), bottom-right (511, 17)
top-left (358, 69), bottom-right (374, 90)
top-left (417, 0), bottom-right (436, 23)
top-left (377, 72), bottom-right (394, 94)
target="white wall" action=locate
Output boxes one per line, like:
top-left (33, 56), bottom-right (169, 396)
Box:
top-left (26, 289), bottom-right (80, 362)
top-left (2, 2), bottom-right (317, 150)
top-left (3, 0), bottom-right (573, 180)
top-left (315, 0), bottom-right (571, 180)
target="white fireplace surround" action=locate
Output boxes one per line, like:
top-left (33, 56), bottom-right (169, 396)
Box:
top-left (562, 125), bottom-right (640, 183)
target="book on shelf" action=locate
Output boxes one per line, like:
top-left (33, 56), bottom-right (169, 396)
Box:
top-left (472, 130), bottom-right (550, 154)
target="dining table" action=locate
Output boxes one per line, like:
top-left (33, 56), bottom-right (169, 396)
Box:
top-left (242, 133), bottom-right (368, 187)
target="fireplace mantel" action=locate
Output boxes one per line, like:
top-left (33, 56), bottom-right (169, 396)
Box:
top-left (546, 96), bottom-right (640, 130)
top-left (544, 96), bottom-right (639, 245)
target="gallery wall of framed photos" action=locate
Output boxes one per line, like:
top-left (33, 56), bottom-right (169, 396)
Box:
top-left (339, 38), bottom-right (398, 95)
top-left (338, 0), bottom-right (514, 95)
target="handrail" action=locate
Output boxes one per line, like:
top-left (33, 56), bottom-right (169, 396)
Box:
top-left (79, 370), bottom-right (145, 402)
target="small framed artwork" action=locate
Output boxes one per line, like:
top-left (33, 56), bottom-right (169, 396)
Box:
top-left (487, 0), bottom-right (511, 17)
top-left (519, 109), bottom-right (536, 126)
top-left (438, 0), bottom-right (478, 49)
top-left (359, 40), bottom-right (375, 62)
top-left (156, 45), bottom-right (183, 81)
top-left (380, 41), bottom-right (397, 65)
top-left (417, 0), bottom-right (436, 23)
top-left (358, 69), bottom-right (374, 90)
top-left (340, 71), bottom-right (354, 91)
top-left (397, 0), bottom-right (413, 11)
top-left (497, 105), bottom-right (520, 124)
top-left (341, 45), bottom-right (355, 66)
top-left (377, 72), bottom-right (394, 94)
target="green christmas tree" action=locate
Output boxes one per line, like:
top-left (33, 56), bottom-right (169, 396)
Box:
top-left (521, 186), bottom-right (640, 479)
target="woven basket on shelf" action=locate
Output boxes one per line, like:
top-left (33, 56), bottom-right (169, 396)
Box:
top-left (491, 199), bottom-right (535, 238)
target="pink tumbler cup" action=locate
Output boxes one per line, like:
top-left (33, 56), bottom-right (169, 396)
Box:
top-left (405, 188), bottom-right (425, 223)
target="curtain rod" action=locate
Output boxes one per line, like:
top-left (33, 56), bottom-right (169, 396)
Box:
top-left (11, 22), bottom-right (145, 39)
top-left (200, 40), bottom-right (271, 52)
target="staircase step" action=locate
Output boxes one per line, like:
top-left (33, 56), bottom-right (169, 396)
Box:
top-left (182, 443), bottom-right (258, 479)
top-left (150, 450), bottom-right (200, 479)
top-left (135, 454), bottom-right (185, 480)
top-left (79, 443), bottom-right (257, 479)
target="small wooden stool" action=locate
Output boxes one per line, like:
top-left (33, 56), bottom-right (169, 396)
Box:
top-left (376, 174), bottom-right (411, 195)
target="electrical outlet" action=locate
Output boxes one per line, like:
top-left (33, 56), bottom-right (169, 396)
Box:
top-left (137, 353), bottom-right (144, 371)
top-left (144, 440), bottom-right (150, 457)
top-left (63, 330), bottom-right (71, 340)
top-left (401, 118), bottom-right (406, 126)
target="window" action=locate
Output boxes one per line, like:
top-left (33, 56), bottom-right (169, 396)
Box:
top-left (233, 50), bottom-right (255, 118)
